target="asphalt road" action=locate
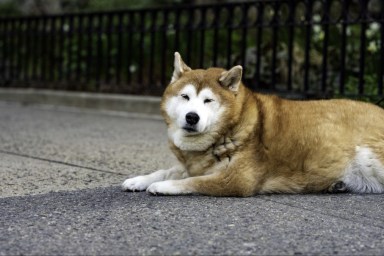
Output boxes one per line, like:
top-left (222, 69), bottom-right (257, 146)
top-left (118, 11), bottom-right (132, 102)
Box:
top-left (1, 101), bottom-right (384, 255)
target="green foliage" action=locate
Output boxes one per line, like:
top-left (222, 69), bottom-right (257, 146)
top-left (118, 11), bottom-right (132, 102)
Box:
top-left (84, 0), bottom-right (173, 11)
top-left (0, 1), bottom-right (22, 16)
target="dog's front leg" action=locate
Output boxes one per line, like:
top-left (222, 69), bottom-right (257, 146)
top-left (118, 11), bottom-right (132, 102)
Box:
top-left (122, 165), bottom-right (188, 192)
top-left (147, 168), bottom-right (256, 197)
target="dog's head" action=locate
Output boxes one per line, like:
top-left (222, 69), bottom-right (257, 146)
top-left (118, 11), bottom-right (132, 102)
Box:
top-left (161, 52), bottom-right (245, 151)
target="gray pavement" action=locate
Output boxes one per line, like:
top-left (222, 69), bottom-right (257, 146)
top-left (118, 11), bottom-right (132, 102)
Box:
top-left (1, 100), bottom-right (384, 255)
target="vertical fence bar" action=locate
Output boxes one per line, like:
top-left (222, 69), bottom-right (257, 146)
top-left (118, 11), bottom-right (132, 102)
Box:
top-left (9, 18), bottom-right (15, 81)
top-left (16, 19), bottom-right (25, 82)
top-left (186, 9), bottom-right (194, 65)
top-left (240, 4), bottom-right (248, 72)
top-left (3, 18), bottom-right (8, 82)
top-left (37, 17), bottom-right (43, 83)
top-left (212, 6), bottom-right (219, 67)
top-left (16, 19), bottom-right (22, 83)
top-left (8, 18), bottom-right (17, 84)
top-left (47, 17), bottom-right (53, 85)
top-left (199, 7), bottom-right (207, 68)
top-left (105, 13), bottom-right (113, 85)
top-left (16, 18), bottom-right (22, 83)
top-left (22, 18), bottom-right (29, 83)
top-left (126, 12), bottom-right (134, 85)
top-left (303, 1), bottom-right (313, 93)
top-left (3, 19), bottom-right (10, 83)
top-left (40, 16), bottom-right (48, 82)
top-left (66, 15), bottom-right (74, 86)
top-left (86, 14), bottom-right (94, 85)
top-left (160, 10), bottom-right (169, 87)
top-left (61, 16), bottom-right (67, 85)
top-left (40, 17), bottom-right (50, 82)
top-left (38, 17), bottom-right (44, 83)
top-left (287, 1), bottom-right (295, 91)
top-left (3, 18), bottom-right (7, 82)
top-left (339, 0), bottom-right (348, 95)
top-left (6, 19), bottom-right (11, 82)
top-left (379, 16), bottom-right (384, 96)
top-left (19, 18), bottom-right (25, 83)
top-left (270, 2), bottom-right (280, 90)
top-left (15, 18), bottom-right (21, 83)
top-left (30, 17), bottom-right (36, 82)
top-left (24, 18), bottom-right (31, 82)
top-left (23, 18), bottom-right (30, 83)
top-left (138, 11), bottom-right (146, 87)
top-left (8, 18), bottom-right (13, 82)
top-left (116, 13), bottom-right (123, 85)
top-left (32, 18), bottom-right (39, 81)
top-left (12, 19), bottom-right (19, 82)
top-left (255, 2), bottom-right (264, 89)
top-left (49, 17), bottom-right (56, 83)
top-left (6, 19), bottom-right (12, 82)
top-left (0, 18), bottom-right (3, 84)
top-left (0, 18), bottom-right (5, 84)
top-left (3, 18), bottom-right (8, 83)
top-left (174, 9), bottom-right (181, 52)
top-left (96, 13), bottom-right (104, 88)
top-left (149, 10), bottom-right (157, 87)
top-left (58, 16), bottom-right (65, 83)
top-left (76, 15), bottom-right (84, 85)
top-left (226, 7), bottom-right (234, 69)
top-left (358, 0), bottom-right (368, 95)
top-left (321, 0), bottom-right (330, 93)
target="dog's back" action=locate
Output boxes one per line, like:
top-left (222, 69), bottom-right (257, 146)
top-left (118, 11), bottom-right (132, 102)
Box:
top-left (248, 94), bottom-right (384, 193)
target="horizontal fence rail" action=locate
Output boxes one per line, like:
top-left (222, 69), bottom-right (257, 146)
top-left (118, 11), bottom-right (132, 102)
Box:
top-left (0, 0), bottom-right (383, 99)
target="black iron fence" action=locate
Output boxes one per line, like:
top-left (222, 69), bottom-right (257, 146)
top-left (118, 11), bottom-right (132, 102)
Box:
top-left (0, 0), bottom-right (383, 99)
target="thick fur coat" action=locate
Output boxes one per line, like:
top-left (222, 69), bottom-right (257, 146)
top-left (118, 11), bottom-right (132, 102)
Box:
top-left (122, 52), bottom-right (384, 196)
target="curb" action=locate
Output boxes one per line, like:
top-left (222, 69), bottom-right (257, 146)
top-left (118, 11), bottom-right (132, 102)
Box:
top-left (0, 88), bottom-right (162, 116)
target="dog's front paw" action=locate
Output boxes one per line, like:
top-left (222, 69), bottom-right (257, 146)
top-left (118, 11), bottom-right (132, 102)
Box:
top-left (146, 180), bottom-right (190, 195)
top-left (122, 176), bottom-right (153, 192)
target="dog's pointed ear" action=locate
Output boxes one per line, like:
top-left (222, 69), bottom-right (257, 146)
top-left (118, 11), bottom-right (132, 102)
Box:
top-left (171, 52), bottom-right (191, 83)
top-left (219, 65), bottom-right (243, 92)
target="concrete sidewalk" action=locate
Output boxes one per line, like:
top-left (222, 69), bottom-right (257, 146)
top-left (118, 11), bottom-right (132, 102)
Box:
top-left (1, 100), bottom-right (384, 255)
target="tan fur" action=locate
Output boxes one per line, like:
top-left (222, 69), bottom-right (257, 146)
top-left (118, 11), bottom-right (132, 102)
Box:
top-left (159, 55), bottom-right (384, 197)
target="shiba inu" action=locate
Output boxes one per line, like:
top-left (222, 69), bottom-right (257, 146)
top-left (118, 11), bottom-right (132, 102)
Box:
top-left (122, 52), bottom-right (384, 196)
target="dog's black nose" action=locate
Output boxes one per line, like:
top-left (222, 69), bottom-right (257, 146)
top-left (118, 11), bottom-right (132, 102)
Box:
top-left (186, 112), bottom-right (200, 125)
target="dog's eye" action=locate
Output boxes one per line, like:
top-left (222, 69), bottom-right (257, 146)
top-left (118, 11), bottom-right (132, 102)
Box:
top-left (204, 99), bottom-right (214, 104)
top-left (181, 94), bottom-right (189, 100)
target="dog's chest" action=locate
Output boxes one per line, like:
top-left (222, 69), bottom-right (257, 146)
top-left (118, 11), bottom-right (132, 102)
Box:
top-left (181, 151), bottom-right (221, 177)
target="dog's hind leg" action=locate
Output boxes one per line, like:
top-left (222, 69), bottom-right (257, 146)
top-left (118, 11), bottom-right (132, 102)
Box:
top-left (327, 181), bottom-right (348, 193)
top-left (122, 165), bottom-right (188, 192)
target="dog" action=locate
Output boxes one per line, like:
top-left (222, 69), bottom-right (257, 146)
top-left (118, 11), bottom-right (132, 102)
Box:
top-left (122, 52), bottom-right (384, 196)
